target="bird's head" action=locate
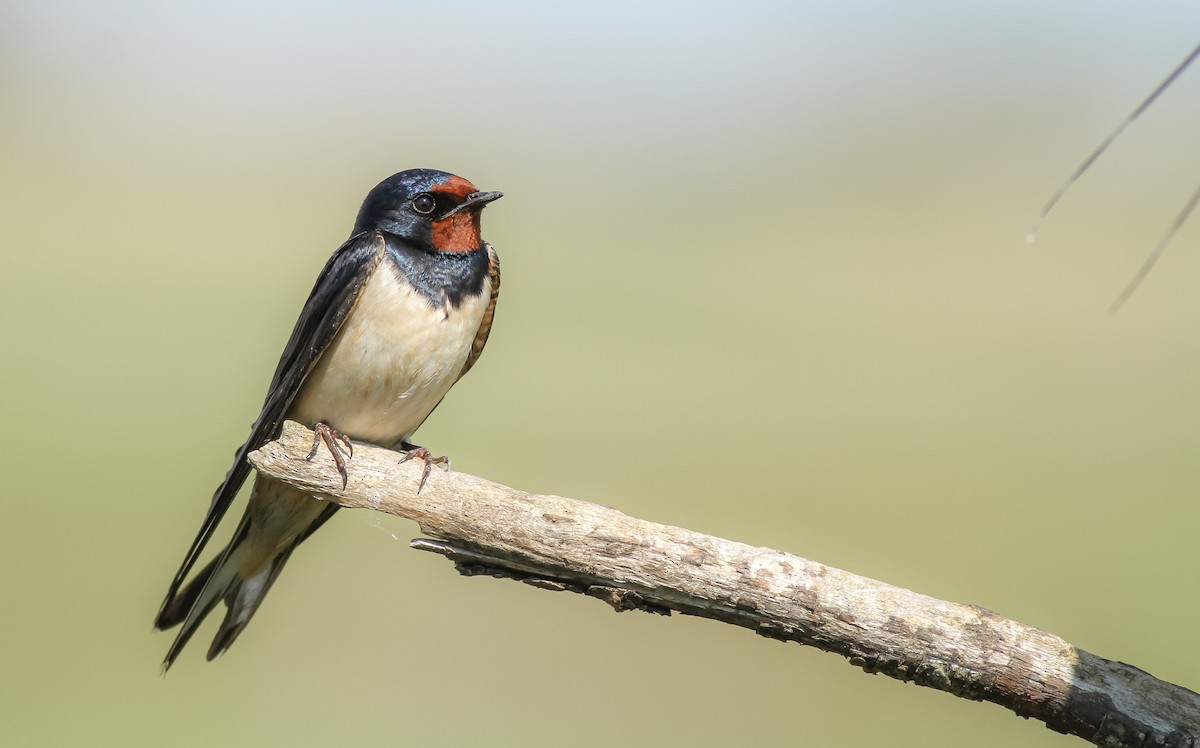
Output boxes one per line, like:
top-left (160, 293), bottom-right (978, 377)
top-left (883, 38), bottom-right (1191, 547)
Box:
top-left (353, 169), bottom-right (502, 252)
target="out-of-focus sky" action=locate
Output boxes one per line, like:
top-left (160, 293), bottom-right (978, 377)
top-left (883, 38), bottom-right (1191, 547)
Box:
top-left (3, 2), bottom-right (1199, 746)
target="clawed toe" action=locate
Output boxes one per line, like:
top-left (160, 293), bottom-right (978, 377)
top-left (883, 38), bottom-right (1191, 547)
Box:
top-left (306, 422), bottom-right (353, 488)
top-left (398, 444), bottom-right (450, 493)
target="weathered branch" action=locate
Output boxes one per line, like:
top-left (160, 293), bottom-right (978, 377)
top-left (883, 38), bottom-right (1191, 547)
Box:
top-left (250, 421), bottom-right (1199, 746)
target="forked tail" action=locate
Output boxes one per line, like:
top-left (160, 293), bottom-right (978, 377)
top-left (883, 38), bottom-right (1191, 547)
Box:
top-left (154, 519), bottom-right (298, 671)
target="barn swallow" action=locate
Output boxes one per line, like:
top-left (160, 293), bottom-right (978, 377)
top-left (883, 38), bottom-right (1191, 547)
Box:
top-left (154, 169), bottom-right (502, 670)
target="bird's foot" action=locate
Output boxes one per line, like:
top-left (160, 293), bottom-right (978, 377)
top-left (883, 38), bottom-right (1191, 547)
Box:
top-left (398, 443), bottom-right (450, 493)
top-left (306, 422), bottom-right (353, 488)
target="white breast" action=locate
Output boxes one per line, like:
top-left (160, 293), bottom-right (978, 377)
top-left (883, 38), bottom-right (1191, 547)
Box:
top-left (286, 258), bottom-right (490, 445)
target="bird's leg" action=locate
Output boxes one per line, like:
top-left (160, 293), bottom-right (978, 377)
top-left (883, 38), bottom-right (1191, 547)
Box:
top-left (398, 441), bottom-right (450, 493)
top-left (306, 422), bottom-right (353, 488)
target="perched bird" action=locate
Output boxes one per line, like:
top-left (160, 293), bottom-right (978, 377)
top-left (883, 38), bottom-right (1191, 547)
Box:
top-left (155, 169), bottom-right (502, 670)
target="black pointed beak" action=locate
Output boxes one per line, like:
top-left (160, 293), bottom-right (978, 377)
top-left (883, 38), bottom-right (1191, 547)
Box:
top-left (443, 190), bottom-right (503, 218)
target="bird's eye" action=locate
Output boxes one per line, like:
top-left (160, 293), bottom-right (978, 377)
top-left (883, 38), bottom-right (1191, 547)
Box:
top-left (412, 193), bottom-right (437, 215)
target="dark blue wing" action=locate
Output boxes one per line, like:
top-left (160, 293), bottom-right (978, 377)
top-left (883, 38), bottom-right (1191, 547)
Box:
top-left (155, 231), bottom-right (385, 623)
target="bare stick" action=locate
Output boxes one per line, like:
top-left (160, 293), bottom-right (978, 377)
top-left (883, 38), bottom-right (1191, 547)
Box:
top-left (1028, 41), bottom-right (1200, 242)
top-left (250, 421), bottom-right (1200, 747)
top-left (1030, 42), bottom-right (1200, 312)
top-left (1109, 181), bottom-right (1200, 313)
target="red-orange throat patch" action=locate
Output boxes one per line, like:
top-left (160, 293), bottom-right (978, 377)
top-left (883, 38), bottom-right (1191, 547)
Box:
top-left (432, 210), bottom-right (482, 252)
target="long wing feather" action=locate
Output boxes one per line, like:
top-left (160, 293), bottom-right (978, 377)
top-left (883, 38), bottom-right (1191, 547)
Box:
top-left (155, 232), bottom-right (386, 624)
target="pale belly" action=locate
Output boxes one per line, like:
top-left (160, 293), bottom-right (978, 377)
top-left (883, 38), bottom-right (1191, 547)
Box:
top-left (286, 259), bottom-right (490, 445)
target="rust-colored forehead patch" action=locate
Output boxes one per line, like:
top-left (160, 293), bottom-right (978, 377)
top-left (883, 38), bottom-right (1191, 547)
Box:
top-left (430, 174), bottom-right (478, 200)
top-left (432, 210), bottom-right (482, 253)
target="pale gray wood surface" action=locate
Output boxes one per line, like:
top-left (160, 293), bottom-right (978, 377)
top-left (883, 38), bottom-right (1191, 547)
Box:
top-left (250, 421), bottom-right (1200, 746)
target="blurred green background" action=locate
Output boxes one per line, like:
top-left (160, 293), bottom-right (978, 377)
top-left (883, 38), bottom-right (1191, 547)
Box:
top-left (3, 1), bottom-right (1199, 745)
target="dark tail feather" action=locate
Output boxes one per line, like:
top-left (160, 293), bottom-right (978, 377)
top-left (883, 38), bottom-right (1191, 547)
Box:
top-left (203, 502), bottom-right (339, 660)
top-left (204, 543), bottom-right (299, 661)
top-left (157, 515), bottom-right (278, 672)
top-left (158, 533), bottom-right (248, 672)
top-left (155, 552), bottom-right (221, 631)
top-left (157, 504), bottom-right (339, 671)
